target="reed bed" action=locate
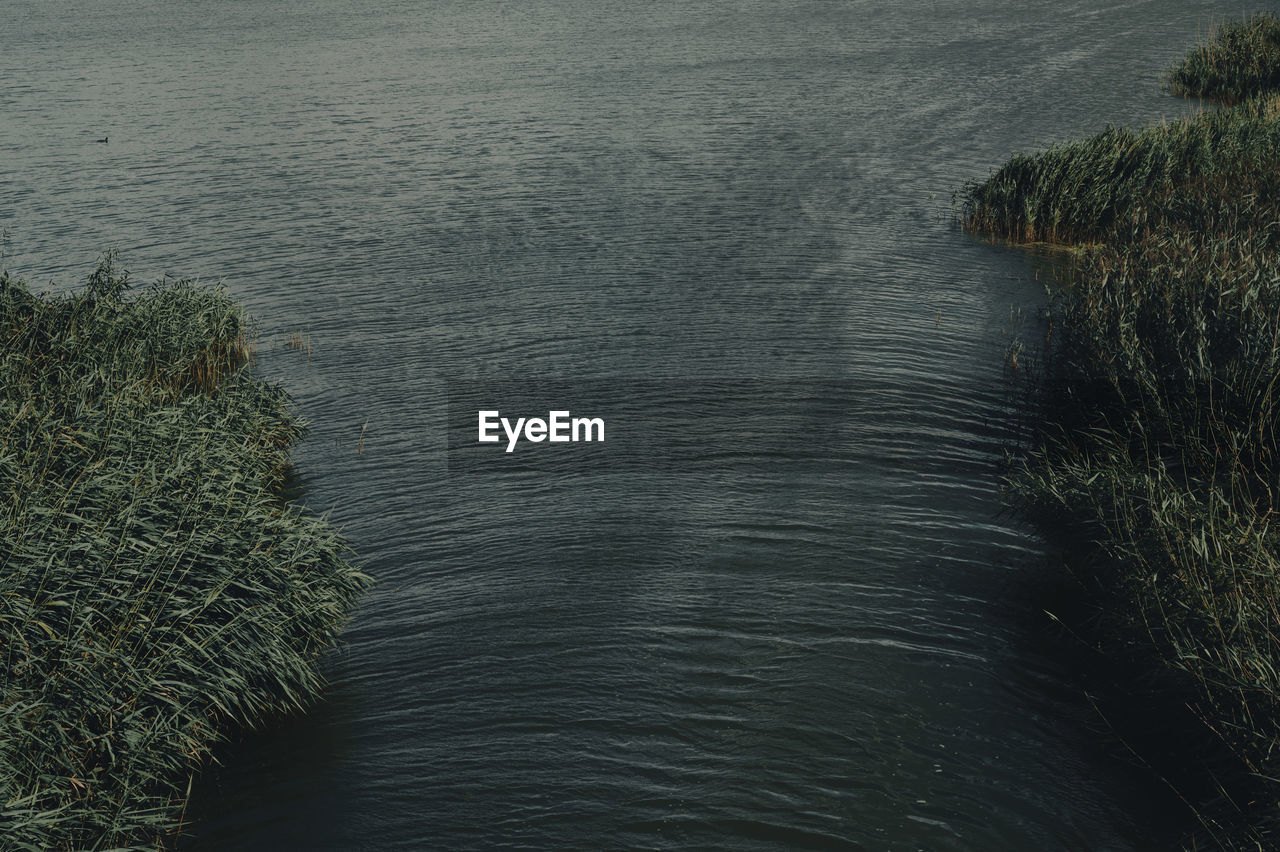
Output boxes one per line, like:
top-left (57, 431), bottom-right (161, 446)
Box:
top-left (957, 93), bottom-right (1280, 246)
top-left (0, 254), bottom-right (369, 850)
top-left (961, 31), bottom-right (1280, 849)
top-left (1166, 12), bottom-right (1280, 103)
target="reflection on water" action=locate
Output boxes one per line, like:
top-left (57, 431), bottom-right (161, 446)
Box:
top-left (0, 0), bottom-right (1241, 848)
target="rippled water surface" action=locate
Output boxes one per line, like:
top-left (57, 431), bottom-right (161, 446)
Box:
top-left (2, 1), bottom-right (1247, 848)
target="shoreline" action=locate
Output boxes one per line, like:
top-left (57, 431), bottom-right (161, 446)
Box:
top-left (961, 14), bottom-right (1280, 848)
top-left (0, 255), bottom-right (370, 849)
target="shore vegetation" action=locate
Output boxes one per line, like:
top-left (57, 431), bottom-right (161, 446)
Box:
top-left (960, 12), bottom-right (1280, 848)
top-left (0, 254), bottom-right (369, 850)
top-left (1165, 12), bottom-right (1280, 103)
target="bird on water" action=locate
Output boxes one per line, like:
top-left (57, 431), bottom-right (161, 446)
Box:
top-left (95, 137), bottom-right (108, 143)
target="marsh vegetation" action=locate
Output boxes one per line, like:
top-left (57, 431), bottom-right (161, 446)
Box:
top-left (961, 12), bottom-right (1280, 848)
top-left (0, 254), bottom-right (368, 850)
top-left (1165, 12), bottom-right (1280, 104)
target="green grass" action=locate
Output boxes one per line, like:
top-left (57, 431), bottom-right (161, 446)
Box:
top-left (961, 29), bottom-right (1280, 850)
top-left (0, 254), bottom-right (370, 850)
top-left (1166, 12), bottom-right (1280, 103)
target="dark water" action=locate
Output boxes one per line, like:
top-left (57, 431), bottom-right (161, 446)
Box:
top-left (1, 1), bottom-right (1245, 848)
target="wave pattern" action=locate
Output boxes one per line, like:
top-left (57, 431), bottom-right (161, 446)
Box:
top-left (0, 0), bottom-right (1238, 848)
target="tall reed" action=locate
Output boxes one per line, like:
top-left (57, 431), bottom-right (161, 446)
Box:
top-left (1165, 12), bottom-right (1280, 103)
top-left (957, 94), bottom-right (1280, 245)
top-left (0, 254), bottom-right (370, 850)
top-left (961, 35), bottom-right (1280, 849)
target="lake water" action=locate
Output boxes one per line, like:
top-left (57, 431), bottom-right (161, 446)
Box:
top-left (2, 1), bottom-right (1242, 848)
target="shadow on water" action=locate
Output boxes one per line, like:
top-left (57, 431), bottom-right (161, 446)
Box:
top-left (997, 523), bottom-right (1277, 850)
top-left (178, 680), bottom-right (362, 849)
top-left (984, 255), bottom-right (1268, 850)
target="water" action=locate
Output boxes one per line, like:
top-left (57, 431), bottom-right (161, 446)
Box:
top-left (0, 1), bottom-right (1242, 848)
